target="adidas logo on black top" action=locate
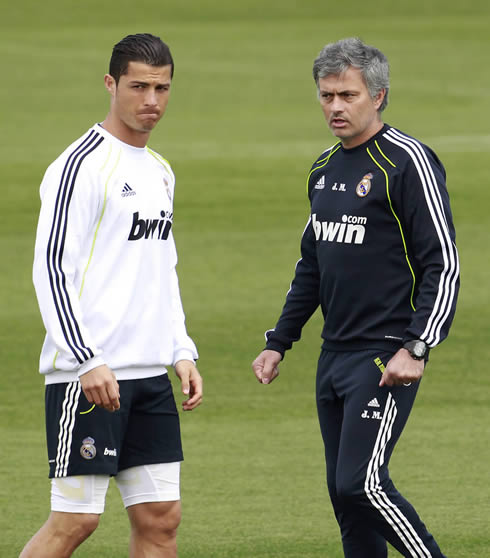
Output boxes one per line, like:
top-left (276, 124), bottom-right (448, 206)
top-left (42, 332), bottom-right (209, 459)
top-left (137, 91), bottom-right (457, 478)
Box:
top-left (121, 183), bottom-right (136, 197)
top-left (314, 176), bottom-right (325, 189)
top-left (367, 398), bottom-right (380, 408)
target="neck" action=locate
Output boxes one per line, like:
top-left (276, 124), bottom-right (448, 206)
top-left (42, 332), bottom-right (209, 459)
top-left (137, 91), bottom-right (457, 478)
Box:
top-left (341, 120), bottom-right (384, 150)
top-left (101, 114), bottom-right (150, 148)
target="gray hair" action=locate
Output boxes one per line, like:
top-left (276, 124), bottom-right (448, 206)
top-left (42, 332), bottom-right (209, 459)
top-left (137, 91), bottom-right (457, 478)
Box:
top-left (313, 38), bottom-right (390, 112)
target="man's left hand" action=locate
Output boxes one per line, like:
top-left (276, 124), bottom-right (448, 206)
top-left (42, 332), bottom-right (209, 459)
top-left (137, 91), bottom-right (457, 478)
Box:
top-left (174, 360), bottom-right (203, 411)
top-left (379, 348), bottom-right (425, 387)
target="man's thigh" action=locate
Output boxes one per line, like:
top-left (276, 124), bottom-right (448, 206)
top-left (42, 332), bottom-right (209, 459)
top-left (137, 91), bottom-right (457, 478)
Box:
top-left (116, 462), bottom-right (181, 508)
top-left (118, 374), bottom-right (183, 471)
top-left (335, 350), bottom-right (420, 490)
top-left (51, 475), bottom-right (110, 514)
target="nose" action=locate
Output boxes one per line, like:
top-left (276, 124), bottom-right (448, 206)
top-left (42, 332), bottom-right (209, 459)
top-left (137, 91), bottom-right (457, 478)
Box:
top-left (144, 88), bottom-right (158, 106)
top-left (330, 95), bottom-right (344, 114)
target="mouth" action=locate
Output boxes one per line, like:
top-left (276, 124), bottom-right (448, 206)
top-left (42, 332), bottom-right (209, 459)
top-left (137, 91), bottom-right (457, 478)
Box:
top-left (330, 118), bottom-right (348, 128)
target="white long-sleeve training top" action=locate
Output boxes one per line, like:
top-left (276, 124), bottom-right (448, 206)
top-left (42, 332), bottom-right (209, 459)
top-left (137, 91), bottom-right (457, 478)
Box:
top-left (33, 124), bottom-right (198, 385)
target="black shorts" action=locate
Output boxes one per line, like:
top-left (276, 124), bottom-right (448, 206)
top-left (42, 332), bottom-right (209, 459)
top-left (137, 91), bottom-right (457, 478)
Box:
top-left (45, 374), bottom-right (183, 478)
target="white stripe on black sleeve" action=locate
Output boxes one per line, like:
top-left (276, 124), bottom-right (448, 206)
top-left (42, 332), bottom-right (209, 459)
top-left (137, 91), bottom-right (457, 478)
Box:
top-left (383, 129), bottom-right (459, 346)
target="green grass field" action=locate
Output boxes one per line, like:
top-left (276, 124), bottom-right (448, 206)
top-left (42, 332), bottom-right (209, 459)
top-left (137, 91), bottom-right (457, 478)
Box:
top-left (1, 1), bottom-right (489, 556)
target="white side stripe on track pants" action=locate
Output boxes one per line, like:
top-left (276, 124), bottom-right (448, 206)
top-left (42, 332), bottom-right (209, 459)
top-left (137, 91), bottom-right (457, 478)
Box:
top-left (364, 393), bottom-right (432, 558)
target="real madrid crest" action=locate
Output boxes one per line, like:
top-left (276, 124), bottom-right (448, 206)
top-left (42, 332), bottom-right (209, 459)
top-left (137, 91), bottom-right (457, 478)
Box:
top-left (356, 173), bottom-right (373, 198)
top-left (80, 437), bottom-right (97, 460)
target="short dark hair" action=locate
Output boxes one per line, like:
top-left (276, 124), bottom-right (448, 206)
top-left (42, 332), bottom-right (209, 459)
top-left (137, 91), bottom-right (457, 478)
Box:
top-left (109, 33), bottom-right (174, 83)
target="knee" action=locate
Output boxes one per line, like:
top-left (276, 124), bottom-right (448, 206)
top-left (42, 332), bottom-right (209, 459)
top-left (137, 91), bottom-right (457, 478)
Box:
top-left (336, 477), bottom-right (365, 508)
top-left (48, 512), bottom-right (100, 544)
top-left (66, 513), bottom-right (99, 541)
top-left (74, 514), bottom-right (100, 540)
top-left (130, 501), bottom-right (181, 540)
top-left (326, 475), bottom-right (338, 503)
top-left (158, 501), bottom-right (181, 538)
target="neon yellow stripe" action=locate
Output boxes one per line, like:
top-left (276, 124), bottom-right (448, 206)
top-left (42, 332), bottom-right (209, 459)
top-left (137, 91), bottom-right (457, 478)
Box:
top-left (306, 143), bottom-right (341, 194)
top-left (147, 147), bottom-right (172, 173)
top-left (374, 140), bottom-right (396, 167)
top-left (99, 142), bottom-right (113, 173)
top-left (79, 147), bottom-right (121, 298)
top-left (366, 147), bottom-right (416, 311)
top-left (80, 404), bottom-right (95, 415)
top-left (374, 357), bottom-right (386, 373)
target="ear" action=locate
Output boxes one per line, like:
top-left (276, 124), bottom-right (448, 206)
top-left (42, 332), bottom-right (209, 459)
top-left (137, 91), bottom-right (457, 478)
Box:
top-left (104, 74), bottom-right (116, 96)
top-left (373, 88), bottom-right (386, 110)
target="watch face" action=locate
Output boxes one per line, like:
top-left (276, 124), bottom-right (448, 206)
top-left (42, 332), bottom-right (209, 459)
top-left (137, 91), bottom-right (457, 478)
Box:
top-left (404, 340), bottom-right (427, 359)
top-left (413, 341), bottom-right (426, 357)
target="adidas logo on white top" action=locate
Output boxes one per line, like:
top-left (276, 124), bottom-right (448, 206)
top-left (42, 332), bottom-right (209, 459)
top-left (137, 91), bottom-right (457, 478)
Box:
top-left (368, 398), bottom-right (380, 408)
top-left (314, 176), bottom-right (325, 189)
top-left (121, 183), bottom-right (136, 197)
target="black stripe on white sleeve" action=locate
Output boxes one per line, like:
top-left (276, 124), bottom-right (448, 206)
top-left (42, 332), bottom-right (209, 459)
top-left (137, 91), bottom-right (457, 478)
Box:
top-left (46, 130), bottom-right (104, 364)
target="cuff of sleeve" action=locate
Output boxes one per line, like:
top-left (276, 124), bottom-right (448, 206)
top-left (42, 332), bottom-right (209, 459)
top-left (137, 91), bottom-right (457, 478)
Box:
top-left (264, 342), bottom-right (286, 359)
top-left (402, 334), bottom-right (434, 349)
top-left (173, 349), bottom-right (198, 367)
top-left (77, 355), bottom-right (106, 377)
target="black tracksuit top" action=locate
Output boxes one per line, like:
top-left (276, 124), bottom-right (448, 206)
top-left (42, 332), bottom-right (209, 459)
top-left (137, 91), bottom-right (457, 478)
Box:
top-left (265, 124), bottom-right (460, 356)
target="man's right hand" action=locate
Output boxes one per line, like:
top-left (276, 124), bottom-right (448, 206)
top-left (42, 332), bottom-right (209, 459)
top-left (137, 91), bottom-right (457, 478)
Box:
top-left (79, 365), bottom-right (120, 412)
top-left (252, 350), bottom-right (282, 384)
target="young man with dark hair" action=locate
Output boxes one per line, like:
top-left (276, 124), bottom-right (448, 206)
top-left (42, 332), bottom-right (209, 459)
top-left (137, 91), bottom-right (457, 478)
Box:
top-left (21, 33), bottom-right (202, 558)
top-left (252, 38), bottom-right (459, 557)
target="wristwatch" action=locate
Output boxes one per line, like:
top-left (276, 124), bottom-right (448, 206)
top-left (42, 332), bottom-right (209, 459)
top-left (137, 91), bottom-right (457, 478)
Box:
top-left (403, 340), bottom-right (429, 360)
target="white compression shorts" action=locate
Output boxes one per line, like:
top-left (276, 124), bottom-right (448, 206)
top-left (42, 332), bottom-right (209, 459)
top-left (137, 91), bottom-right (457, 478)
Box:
top-left (51, 462), bottom-right (181, 514)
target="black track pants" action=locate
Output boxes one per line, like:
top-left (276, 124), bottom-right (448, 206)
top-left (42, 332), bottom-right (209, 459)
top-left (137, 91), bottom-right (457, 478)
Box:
top-left (316, 349), bottom-right (446, 558)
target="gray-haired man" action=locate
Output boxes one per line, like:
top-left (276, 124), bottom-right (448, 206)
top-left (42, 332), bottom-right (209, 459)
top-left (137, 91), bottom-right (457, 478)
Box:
top-left (253, 38), bottom-right (459, 557)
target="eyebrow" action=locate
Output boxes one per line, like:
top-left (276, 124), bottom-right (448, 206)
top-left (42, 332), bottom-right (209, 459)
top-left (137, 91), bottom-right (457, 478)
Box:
top-left (128, 79), bottom-right (171, 87)
top-left (320, 88), bottom-right (359, 95)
